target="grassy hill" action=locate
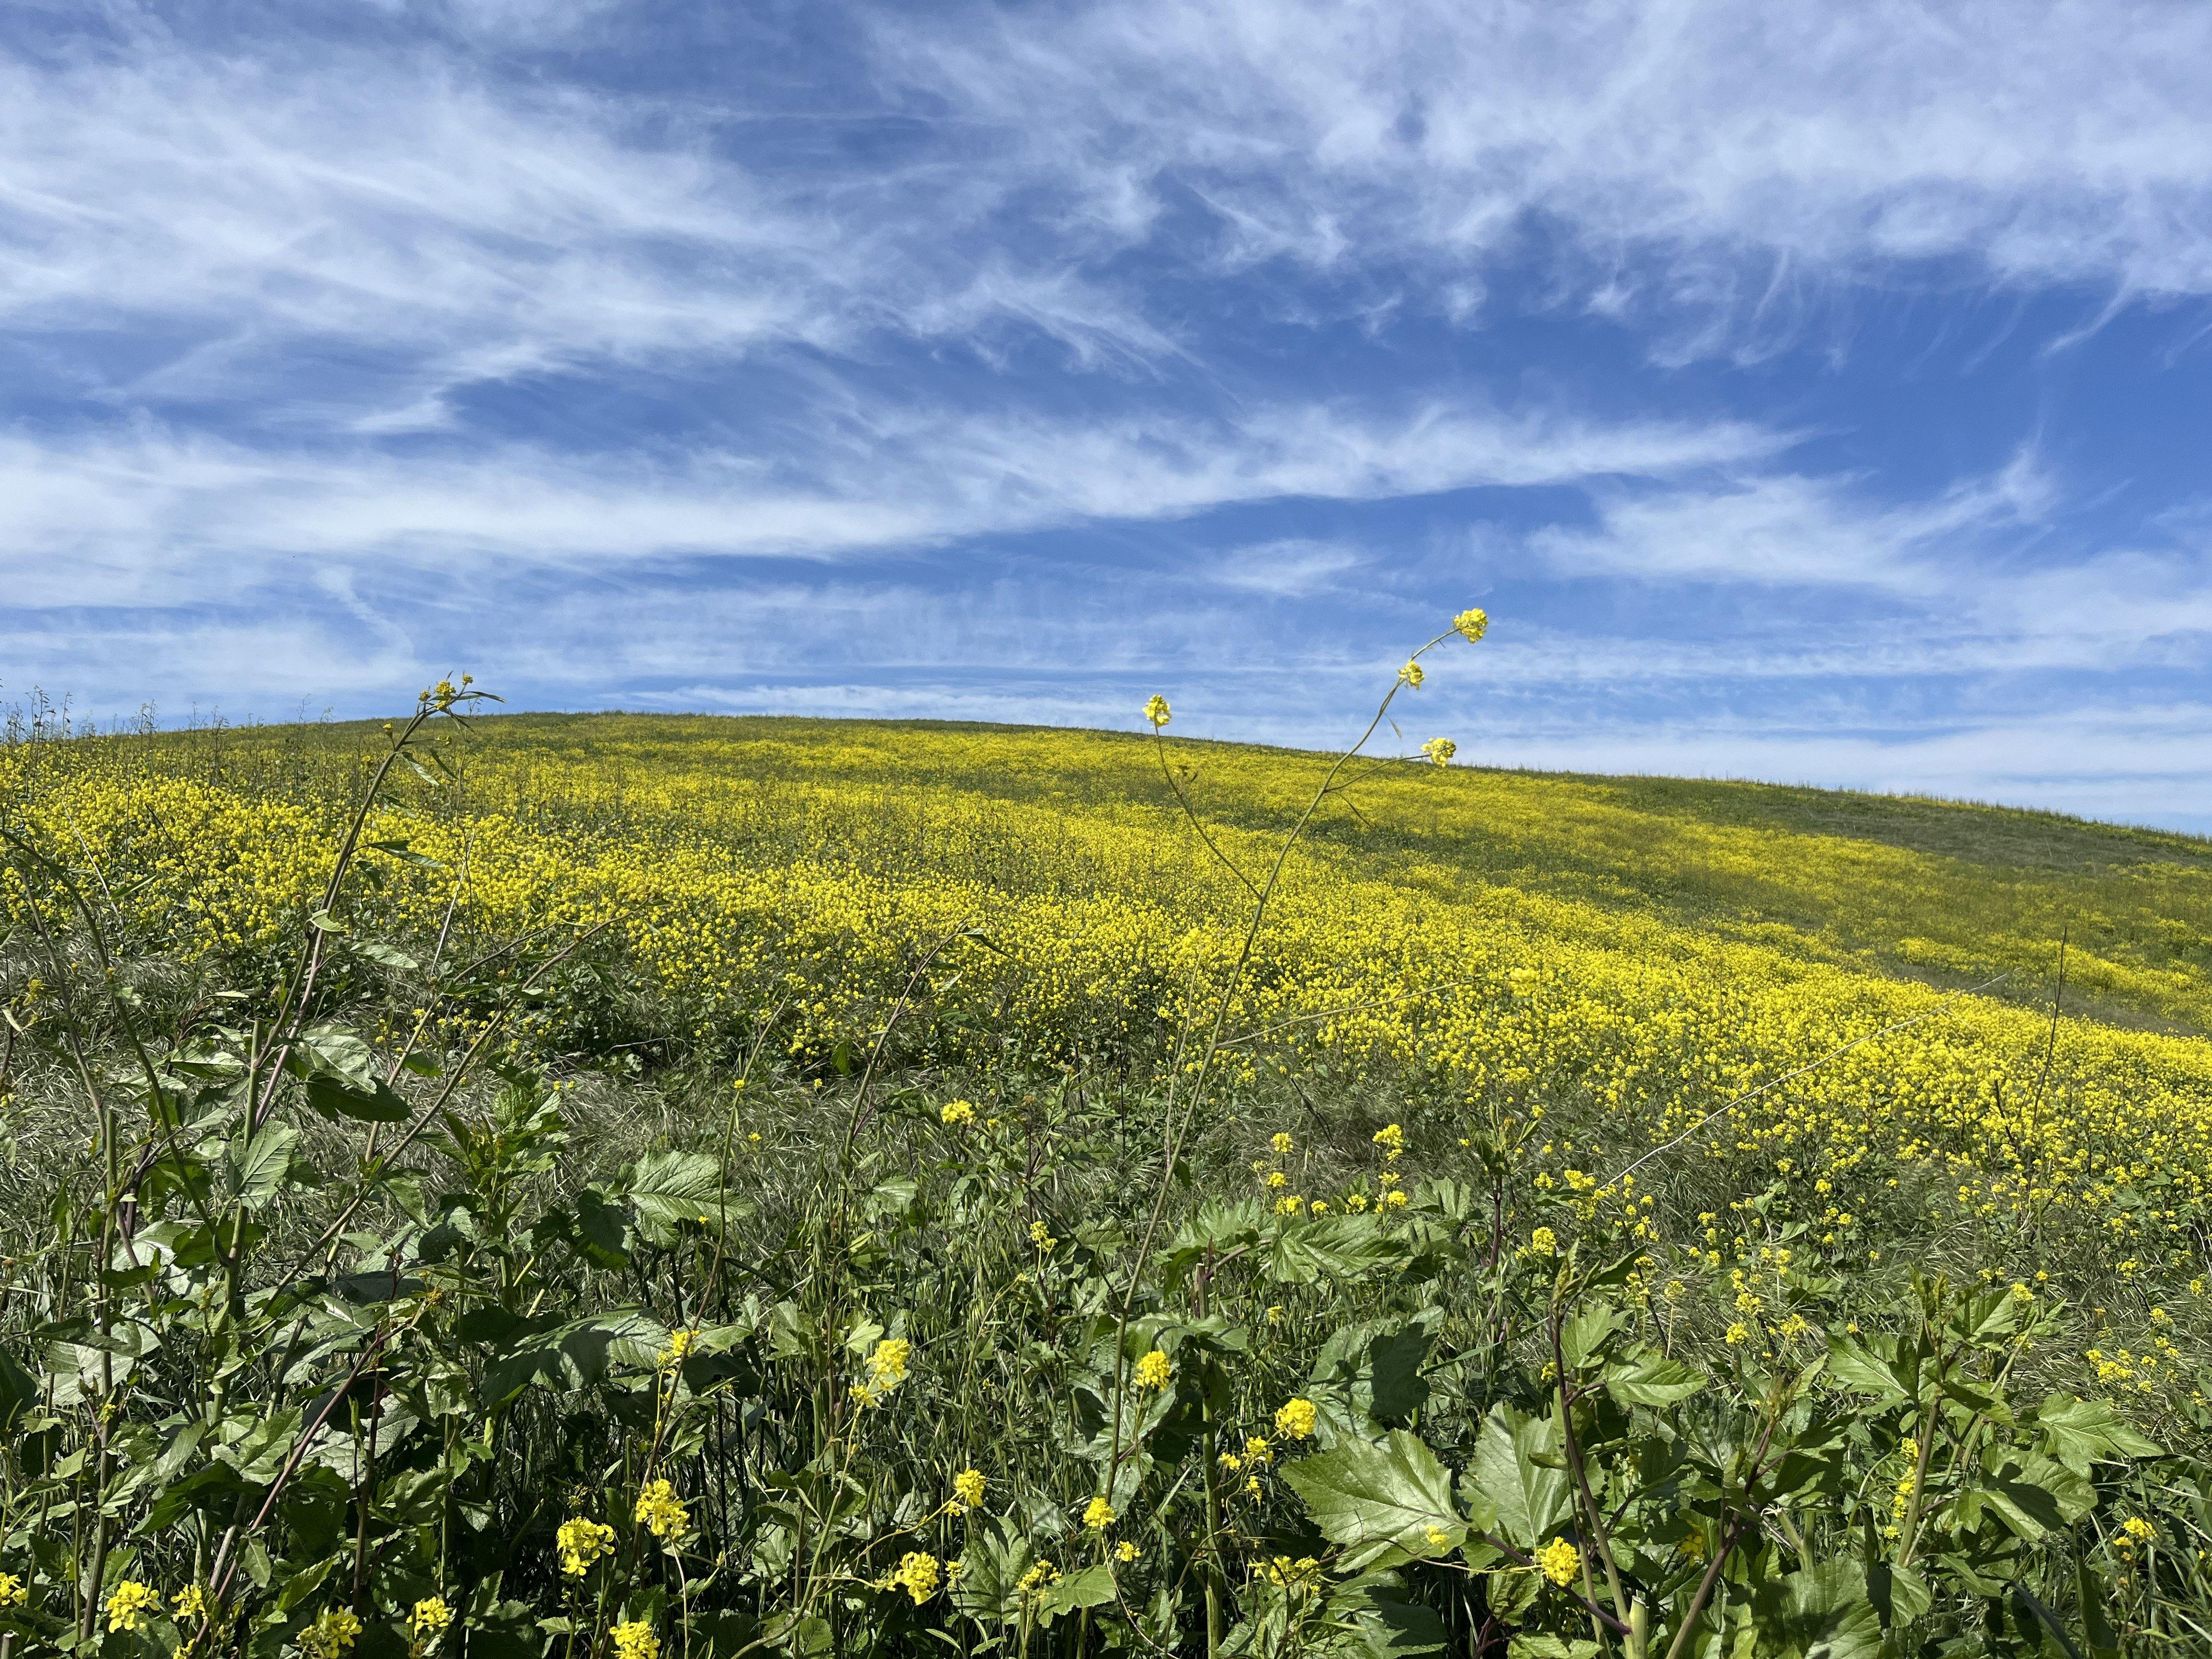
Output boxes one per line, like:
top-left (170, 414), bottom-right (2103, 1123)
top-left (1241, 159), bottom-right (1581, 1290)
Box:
top-left (139, 709), bottom-right (2212, 1036)
top-left (6, 706), bottom-right (2212, 1654)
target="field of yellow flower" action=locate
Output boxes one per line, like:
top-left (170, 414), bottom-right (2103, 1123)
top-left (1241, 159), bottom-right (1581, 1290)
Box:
top-left (2, 670), bottom-right (2210, 1657)
top-left (9, 709), bottom-right (2212, 1243)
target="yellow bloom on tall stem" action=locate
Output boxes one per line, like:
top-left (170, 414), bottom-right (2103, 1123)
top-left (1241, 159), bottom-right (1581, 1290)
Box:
top-left (105, 1582), bottom-right (161, 1634)
top-left (557, 1516), bottom-right (616, 1576)
top-left (887, 1553), bottom-right (940, 1605)
top-left (1538, 1538), bottom-right (1581, 1588)
top-left (635, 1477), bottom-right (692, 1542)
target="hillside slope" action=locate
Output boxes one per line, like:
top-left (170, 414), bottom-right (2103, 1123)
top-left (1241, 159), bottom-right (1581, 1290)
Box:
top-left (157, 711), bottom-right (2212, 1036)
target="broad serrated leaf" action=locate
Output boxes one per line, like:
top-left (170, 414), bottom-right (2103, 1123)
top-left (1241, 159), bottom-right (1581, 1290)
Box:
top-left (1824, 1337), bottom-right (1909, 1402)
top-left (627, 1151), bottom-right (731, 1248)
top-left (2034, 1392), bottom-right (2161, 1475)
top-left (1282, 1429), bottom-right (1462, 1571)
top-left (1040, 1564), bottom-right (1115, 1622)
top-left (1746, 1558), bottom-right (1882, 1659)
top-left (1602, 1350), bottom-right (1705, 1408)
top-left (1463, 1403), bottom-right (1571, 1553)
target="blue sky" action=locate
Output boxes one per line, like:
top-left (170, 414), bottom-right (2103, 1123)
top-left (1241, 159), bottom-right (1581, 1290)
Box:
top-left (5, 1), bottom-right (2212, 832)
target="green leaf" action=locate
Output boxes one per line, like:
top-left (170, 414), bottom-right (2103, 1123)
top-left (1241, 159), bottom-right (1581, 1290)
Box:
top-left (304, 1072), bottom-right (412, 1123)
top-left (213, 1407), bottom-right (302, 1485)
top-left (626, 1151), bottom-right (731, 1248)
top-left (481, 1311), bottom-right (669, 1402)
top-left (1281, 1429), bottom-right (1462, 1571)
top-left (1269, 1215), bottom-right (1409, 1284)
top-left (2034, 1392), bottom-right (2161, 1475)
top-left (1040, 1564), bottom-right (1115, 1622)
top-left (1463, 1403), bottom-right (1571, 1553)
top-left (951, 1521), bottom-right (1037, 1627)
top-left (365, 840), bottom-right (446, 870)
top-left (1508, 1639), bottom-right (1601, 1659)
top-left (2011, 1585), bottom-right (2092, 1659)
top-left (1333, 1573), bottom-right (1448, 1656)
top-left (1746, 1559), bottom-right (1882, 1659)
top-left (1602, 1349), bottom-right (1705, 1408)
top-left (38, 1318), bottom-right (160, 1406)
top-left (1866, 1560), bottom-right (1931, 1628)
top-left (227, 1121), bottom-right (301, 1210)
top-left (274, 1555), bottom-right (338, 1613)
top-left (1824, 1337), bottom-right (1909, 1403)
top-left (2078, 1554), bottom-right (2120, 1659)
top-left (0, 1341), bottom-right (37, 1430)
top-left (1558, 1304), bottom-right (1622, 1370)
top-left (1367, 1327), bottom-right (1432, 1427)
top-left (1980, 1451), bottom-right (2093, 1539)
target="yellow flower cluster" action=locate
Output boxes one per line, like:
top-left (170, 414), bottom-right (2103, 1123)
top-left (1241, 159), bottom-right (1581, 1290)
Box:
top-left (1274, 1397), bottom-right (1317, 1440)
top-left (612, 1620), bottom-right (658, 1659)
top-left (1537, 1538), bottom-right (1581, 1588)
top-left (851, 1335), bottom-right (912, 1409)
top-left (557, 1517), bottom-right (616, 1576)
top-left (1134, 1349), bottom-right (1173, 1389)
top-left (1260, 1555), bottom-right (1323, 1589)
top-left (410, 1598), bottom-right (454, 1641)
top-left (303, 1609), bottom-right (365, 1659)
top-left (105, 1582), bottom-right (162, 1634)
top-left (884, 1552), bottom-right (940, 1604)
top-left (635, 1478), bottom-right (691, 1541)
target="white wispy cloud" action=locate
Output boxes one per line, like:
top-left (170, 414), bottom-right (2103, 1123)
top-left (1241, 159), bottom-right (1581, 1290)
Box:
top-left (879, 0), bottom-right (2212, 342)
top-left (1527, 449), bottom-right (2057, 592)
top-left (0, 398), bottom-right (1778, 601)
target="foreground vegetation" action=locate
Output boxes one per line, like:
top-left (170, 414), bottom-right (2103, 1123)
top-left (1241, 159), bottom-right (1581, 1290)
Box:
top-left (2, 626), bottom-right (2210, 1656)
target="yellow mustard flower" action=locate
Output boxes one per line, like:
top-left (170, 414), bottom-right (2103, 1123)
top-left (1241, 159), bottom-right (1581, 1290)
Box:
top-left (888, 1553), bottom-right (940, 1605)
top-left (635, 1478), bottom-right (692, 1542)
top-left (410, 1598), bottom-right (454, 1641)
top-left (302, 1609), bottom-right (365, 1659)
top-left (106, 1582), bottom-right (162, 1635)
top-left (557, 1516), bottom-right (616, 1576)
top-left (1538, 1538), bottom-right (1581, 1588)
